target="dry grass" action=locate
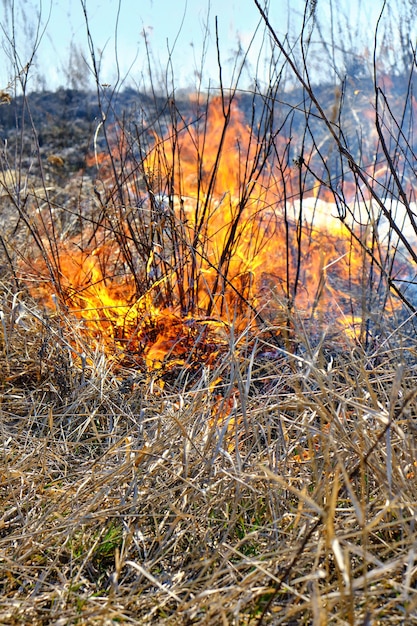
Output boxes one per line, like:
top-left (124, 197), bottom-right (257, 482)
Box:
top-left (1, 277), bottom-right (417, 624)
top-left (1, 4), bottom-right (417, 619)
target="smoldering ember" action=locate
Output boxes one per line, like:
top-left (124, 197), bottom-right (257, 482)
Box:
top-left (1, 4), bottom-right (417, 625)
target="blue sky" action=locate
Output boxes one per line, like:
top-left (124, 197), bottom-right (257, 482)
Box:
top-left (0, 0), bottom-right (413, 93)
top-left (0, 0), bottom-right (289, 91)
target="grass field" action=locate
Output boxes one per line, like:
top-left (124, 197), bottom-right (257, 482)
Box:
top-left (1, 260), bottom-right (417, 625)
top-left (1, 1), bottom-right (417, 624)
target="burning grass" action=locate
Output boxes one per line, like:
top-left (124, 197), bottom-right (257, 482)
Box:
top-left (2, 19), bottom-right (417, 623)
top-left (15, 92), bottom-right (407, 375)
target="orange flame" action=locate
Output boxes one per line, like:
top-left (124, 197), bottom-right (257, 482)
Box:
top-left (23, 95), bottom-right (403, 368)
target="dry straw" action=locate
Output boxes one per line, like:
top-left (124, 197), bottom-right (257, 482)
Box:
top-left (1, 1), bottom-right (417, 624)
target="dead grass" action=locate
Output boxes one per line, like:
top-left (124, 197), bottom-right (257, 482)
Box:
top-left (1, 6), bottom-right (417, 618)
top-left (1, 278), bottom-right (417, 625)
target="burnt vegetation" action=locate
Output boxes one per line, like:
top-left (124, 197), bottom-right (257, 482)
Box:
top-left (1, 1), bottom-right (417, 624)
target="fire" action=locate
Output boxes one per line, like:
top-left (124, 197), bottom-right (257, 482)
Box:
top-left (22, 94), bottom-right (404, 369)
